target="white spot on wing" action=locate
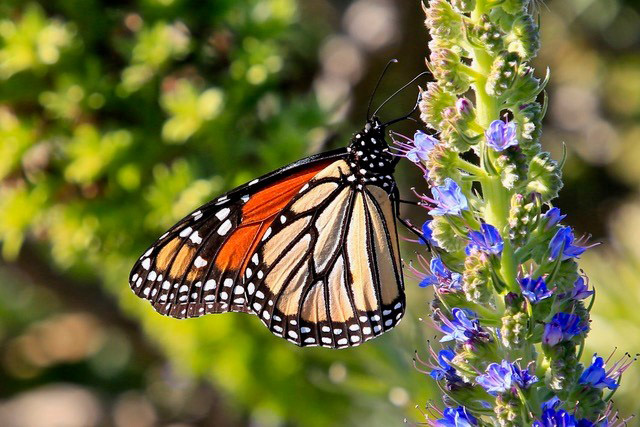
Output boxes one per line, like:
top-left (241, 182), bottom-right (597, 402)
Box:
top-left (249, 179), bottom-right (259, 186)
top-left (217, 220), bottom-right (232, 236)
top-left (141, 258), bottom-right (151, 270)
top-left (189, 231), bottom-right (202, 244)
top-left (204, 279), bottom-right (216, 291)
top-left (180, 227), bottom-right (192, 237)
top-left (194, 256), bottom-right (208, 268)
top-left (224, 278), bottom-right (233, 287)
top-left (216, 208), bottom-right (230, 221)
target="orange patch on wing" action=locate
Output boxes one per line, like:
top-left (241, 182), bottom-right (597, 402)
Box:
top-left (215, 222), bottom-right (264, 270)
top-left (215, 160), bottom-right (333, 272)
top-left (241, 163), bottom-right (331, 223)
top-left (157, 238), bottom-right (181, 270)
top-left (169, 244), bottom-right (196, 279)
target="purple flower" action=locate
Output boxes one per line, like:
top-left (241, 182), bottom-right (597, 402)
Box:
top-left (549, 226), bottom-right (587, 260)
top-left (475, 360), bottom-right (538, 395)
top-left (434, 406), bottom-right (478, 427)
top-left (420, 257), bottom-right (463, 290)
top-left (533, 405), bottom-right (578, 427)
top-left (439, 308), bottom-right (485, 344)
top-left (430, 178), bottom-right (468, 216)
top-left (466, 223), bottom-right (504, 255)
top-left (543, 313), bottom-right (588, 346)
top-left (520, 276), bottom-right (553, 304)
top-left (579, 354), bottom-right (619, 390)
top-left (533, 398), bottom-right (596, 427)
top-left (406, 131), bottom-right (438, 163)
top-left (485, 119), bottom-right (518, 151)
top-left (545, 207), bottom-right (567, 230)
top-left (430, 348), bottom-right (457, 380)
top-left (420, 220), bottom-right (437, 247)
top-left (567, 277), bottom-right (594, 300)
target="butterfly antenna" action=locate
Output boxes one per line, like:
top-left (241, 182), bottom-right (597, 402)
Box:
top-left (373, 71), bottom-right (430, 119)
top-left (383, 93), bottom-right (421, 127)
top-left (367, 59), bottom-right (399, 120)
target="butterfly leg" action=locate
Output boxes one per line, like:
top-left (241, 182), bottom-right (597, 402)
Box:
top-left (396, 216), bottom-right (431, 247)
top-left (396, 199), bottom-right (420, 206)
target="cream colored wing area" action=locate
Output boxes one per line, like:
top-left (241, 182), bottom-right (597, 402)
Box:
top-left (245, 158), bottom-right (405, 348)
top-left (364, 187), bottom-right (404, 305)
top-left (313, 187), bottom-right (351, 273)
top-left (346, 193), bottom-right (378, 313)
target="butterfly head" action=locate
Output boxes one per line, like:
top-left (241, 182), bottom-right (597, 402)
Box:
top-left (346, 117), bottom-right (396, 191)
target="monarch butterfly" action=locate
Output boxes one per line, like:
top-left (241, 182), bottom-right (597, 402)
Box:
top-left (129, 68), bottom-right (425, 349)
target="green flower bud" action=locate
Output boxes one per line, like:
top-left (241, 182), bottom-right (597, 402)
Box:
top-left (429, 49), bottom-right (471, 94)
top-left (451, 0), bottom-right (476, 14)
top-left (440, 105), bottom-right (480, 153)
top-left (426, 142), bottom-right (462, 186)
top-left (513, 102), bottom-right (543, 160)
top-left (508, 193), bottom-right (539, 245)
top-left (572, 301), bottom-right (591, 333)
top-left (501, 311), bottom-right (528, 349)
top-left (545, 343), bottom-right (579, 394)
top-left (507, 13), bottom-right (540, 60)
top-left (486, 51), bottom-right (520, 97)
top-left (419, 82), bottom-right (457, 131)
top-left (424, 0), bottom-right (464, 42)
top-left (509, 64), bottom-right (543, 104)
top-left (552, 260), bottom-right (580, 293)
top-left (501, 0), bottom-right (530, 14)
top-left (468, 14), bottom-right (505, 54)
top-left (463, 251), bottom-right (493, 304)
top-left (526, 152), bottom-right (563, 202)
top-left (494, 394), bottom-right (520, 427)
top-left (430, 215), bottom-right (467, 253)
top-left (495, 149), bottom-right (527, 190)
top-left (573, 386), bottom-right (606, 421)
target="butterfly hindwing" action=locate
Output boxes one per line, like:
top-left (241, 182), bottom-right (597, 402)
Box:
top-left (129, 151), bottom-right (345, 319)
top-left (244, 159), bottom-right (405, 348)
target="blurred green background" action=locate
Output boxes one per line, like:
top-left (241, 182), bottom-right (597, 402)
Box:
top-left (0, 0), bottom-right (638, 426)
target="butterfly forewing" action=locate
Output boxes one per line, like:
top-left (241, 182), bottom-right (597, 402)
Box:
top-left (244, 160), bottom-right (405, 348)
top-left (129, 153), bottom-right (342, 319)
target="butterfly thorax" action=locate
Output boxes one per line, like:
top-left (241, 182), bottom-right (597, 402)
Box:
top-left (346, 117), bottom-right (395, 192)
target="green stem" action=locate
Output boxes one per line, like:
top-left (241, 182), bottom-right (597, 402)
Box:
top-left (455, 157), bottom-right (488, 178)
top-left (469, 1), bottom-right (519, 294)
